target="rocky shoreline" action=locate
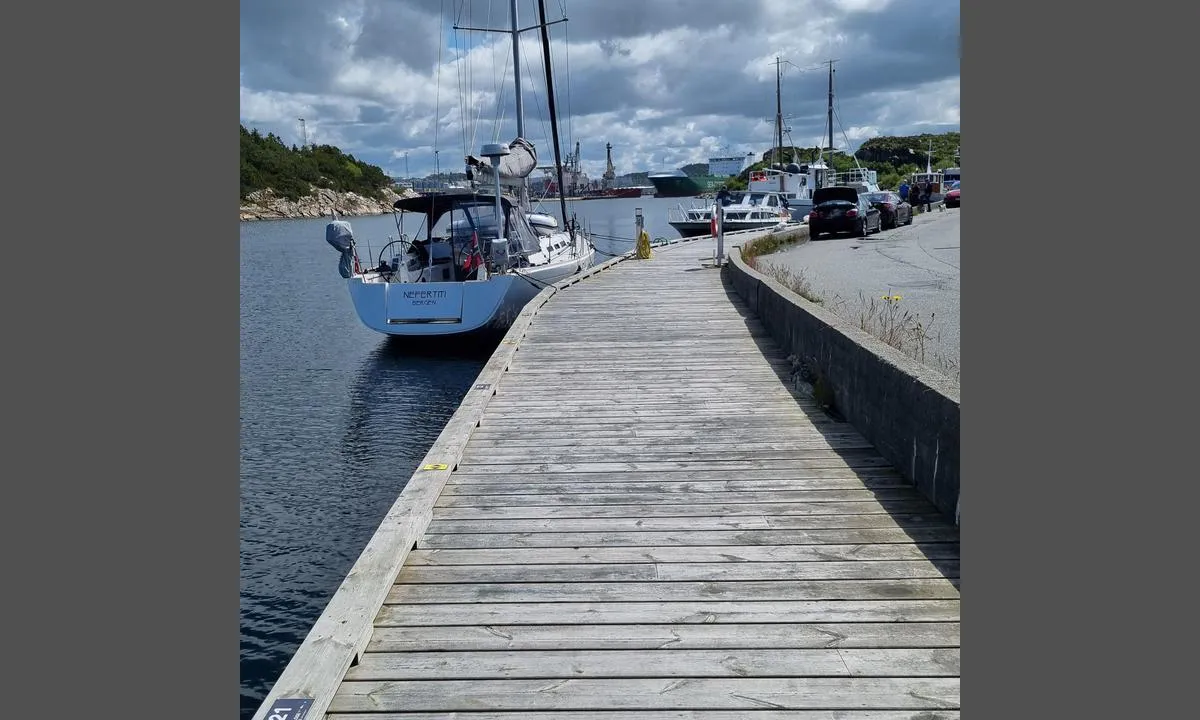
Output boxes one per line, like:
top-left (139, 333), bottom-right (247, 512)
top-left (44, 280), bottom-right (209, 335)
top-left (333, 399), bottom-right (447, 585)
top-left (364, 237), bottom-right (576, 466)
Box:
top-left (239, 187), bottom-right (421, 221)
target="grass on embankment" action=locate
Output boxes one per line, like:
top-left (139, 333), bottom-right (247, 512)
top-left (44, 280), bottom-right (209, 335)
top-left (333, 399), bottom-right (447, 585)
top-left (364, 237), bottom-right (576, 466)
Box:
top-left (739, 226), bottom-right (960, 381)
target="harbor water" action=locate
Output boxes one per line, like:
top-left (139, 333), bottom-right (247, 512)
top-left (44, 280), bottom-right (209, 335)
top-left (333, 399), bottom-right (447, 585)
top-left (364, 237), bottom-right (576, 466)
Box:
top-left (239, 195), bottom-right (701, 717)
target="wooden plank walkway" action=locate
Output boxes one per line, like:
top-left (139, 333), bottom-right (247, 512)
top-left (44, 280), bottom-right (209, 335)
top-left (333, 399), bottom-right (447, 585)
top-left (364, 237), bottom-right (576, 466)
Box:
top-left (301, 234), bottom-right (959, 719)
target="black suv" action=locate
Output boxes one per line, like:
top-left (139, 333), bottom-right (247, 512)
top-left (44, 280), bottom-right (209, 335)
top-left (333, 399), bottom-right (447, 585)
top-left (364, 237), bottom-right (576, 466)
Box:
top-left (808, 186), bottom-right (882, 239)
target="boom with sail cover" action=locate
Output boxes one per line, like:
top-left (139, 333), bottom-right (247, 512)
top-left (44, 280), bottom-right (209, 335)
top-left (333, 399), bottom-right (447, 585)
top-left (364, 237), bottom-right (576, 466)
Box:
top-left (465, 137), bottom-right (538, 187)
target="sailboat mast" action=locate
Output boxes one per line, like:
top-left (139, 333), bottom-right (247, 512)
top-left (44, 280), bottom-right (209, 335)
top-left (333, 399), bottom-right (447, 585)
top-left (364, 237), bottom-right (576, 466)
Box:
top-left (509, 0), bottom-right (529, 206)
top-left (775, 56), bottom-right (784, 192)
top-left (509, 0), bottom-right (524, 139)
top-left (536, 0), bottom-right (571, 236)
top-left (826, 60), bottom-right (834, 174)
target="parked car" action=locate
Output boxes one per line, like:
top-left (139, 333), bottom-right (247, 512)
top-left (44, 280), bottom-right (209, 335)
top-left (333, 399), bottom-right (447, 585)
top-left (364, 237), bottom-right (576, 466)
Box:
top-left (808, 187), bottom-right (882, 239)
top-left (864, 191), bottom-right (913, 229)
top-left (944, 183), bottom-right (960, 208)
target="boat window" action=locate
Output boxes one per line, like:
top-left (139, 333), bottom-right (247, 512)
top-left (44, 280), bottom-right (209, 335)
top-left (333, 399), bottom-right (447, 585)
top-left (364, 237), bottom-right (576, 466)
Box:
top-left (504, 204), bottom-right (544, 256)
top-left (766, 195), bottom-right (778, 207)
top-left (427, 204), bottom-right (498, 268)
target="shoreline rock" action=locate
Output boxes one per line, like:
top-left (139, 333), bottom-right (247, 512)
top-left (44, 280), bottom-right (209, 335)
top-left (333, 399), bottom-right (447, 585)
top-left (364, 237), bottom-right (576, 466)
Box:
top-left (239, 187), bottom-right (419, 222)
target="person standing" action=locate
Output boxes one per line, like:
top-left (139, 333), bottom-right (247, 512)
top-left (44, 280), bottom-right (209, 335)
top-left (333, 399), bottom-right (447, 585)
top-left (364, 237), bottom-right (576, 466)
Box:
top-left (899, 180), bottom-right (910, 203)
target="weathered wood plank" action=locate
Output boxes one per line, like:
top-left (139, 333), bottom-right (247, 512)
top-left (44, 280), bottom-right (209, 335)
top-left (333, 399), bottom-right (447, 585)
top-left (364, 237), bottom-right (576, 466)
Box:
top-left (396, 560), bottom-right (959, 584)
top-left (328, 677), bottom-right (960, 712)
top-left (450, 459), bottom-right (900, 475)
top-left (458, 451), bottom-right (884, 466)
top-left (464, 439), bottom-right (874, 452)
top-left (486, 392), bottom-right (803, 402)
top-left (365, 621), bottom-right (961, 652)
top-left (442, 480), bottom-right (914, 496)
top-left (435, 488), bottom-right (930, 505)
top-left (494, 384), bottom-right (814, 394)
top-left (406, 544), bottom-right (962, 565)
top-left (448, 468), bottom-right (905, 484)
top-left (418, 527), bottom-right (960, 548)
top-left (432, 501), bottom-right (931, 520)
top-left (439, 480), bottom-right (915, 496)
top-left (476, 414), bottom-right (835, 427)
top-left (469, 428), bottom-right (865, 441)
top-left (373, 599), bottom-right (962, 626)
top-left (344, 648), bottom-right (961, 680)
top-left (385, 578), bottom-right (960, 604)
top-left (329, 712), bottom-right (961, 720)
top-left (477, 410), bottom-right (827, 422)
top-left (423, 515), bottom-right (951, 534)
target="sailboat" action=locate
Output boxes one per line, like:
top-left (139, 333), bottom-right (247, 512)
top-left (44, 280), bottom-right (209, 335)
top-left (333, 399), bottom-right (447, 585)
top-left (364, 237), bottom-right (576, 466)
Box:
top-left (323, 0), bottom-right (595, 341)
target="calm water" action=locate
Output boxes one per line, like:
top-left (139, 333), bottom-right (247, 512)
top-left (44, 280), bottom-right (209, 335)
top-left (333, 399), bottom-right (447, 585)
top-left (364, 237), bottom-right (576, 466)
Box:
top-left (239, 195), bottom-right (692, 717)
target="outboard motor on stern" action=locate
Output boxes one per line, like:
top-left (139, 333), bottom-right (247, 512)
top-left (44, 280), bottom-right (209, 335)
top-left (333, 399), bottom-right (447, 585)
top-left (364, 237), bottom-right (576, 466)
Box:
top-left (325, 220), bottom-right (357, 278)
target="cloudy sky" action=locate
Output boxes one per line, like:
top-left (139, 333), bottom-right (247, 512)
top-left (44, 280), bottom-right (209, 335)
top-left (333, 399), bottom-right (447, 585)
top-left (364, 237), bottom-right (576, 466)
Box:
top-left (240, 0), bottom-right (959, 181)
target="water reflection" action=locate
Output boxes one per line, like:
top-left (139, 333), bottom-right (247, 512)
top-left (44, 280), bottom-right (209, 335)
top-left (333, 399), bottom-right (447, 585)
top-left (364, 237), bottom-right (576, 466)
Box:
top-left (340, 338), bottom-right (488, 483)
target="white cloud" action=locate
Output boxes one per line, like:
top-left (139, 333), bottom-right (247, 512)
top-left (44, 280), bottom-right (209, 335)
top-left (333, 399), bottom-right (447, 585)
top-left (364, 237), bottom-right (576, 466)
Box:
top-left (240, 0), bottom-right (959, 178)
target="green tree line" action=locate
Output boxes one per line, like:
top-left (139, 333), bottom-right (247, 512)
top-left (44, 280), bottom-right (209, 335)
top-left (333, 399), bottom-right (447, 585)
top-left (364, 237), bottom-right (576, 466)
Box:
top-left (240, 124), bottom-right (391, 201)
top-left (718, 131), bottom-right (960, 191)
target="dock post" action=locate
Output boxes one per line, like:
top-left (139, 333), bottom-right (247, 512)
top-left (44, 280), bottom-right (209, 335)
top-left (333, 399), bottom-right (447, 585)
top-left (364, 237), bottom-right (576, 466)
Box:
top-left (635, 206), bottom-right (651, 259)
top-left (715, 203), bottom-right (725, 265)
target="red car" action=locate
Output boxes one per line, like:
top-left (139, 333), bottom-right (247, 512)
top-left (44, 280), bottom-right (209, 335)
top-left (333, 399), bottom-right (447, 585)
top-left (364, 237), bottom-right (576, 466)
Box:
top-left (864, 191), bottom-right (913, 229)
top-left (944, 185), bottom-right (960, 208)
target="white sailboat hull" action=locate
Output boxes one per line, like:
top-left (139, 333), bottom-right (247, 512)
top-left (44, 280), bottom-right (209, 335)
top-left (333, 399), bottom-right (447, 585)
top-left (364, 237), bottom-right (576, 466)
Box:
top-left (347, 245), bottom-right (594, 338)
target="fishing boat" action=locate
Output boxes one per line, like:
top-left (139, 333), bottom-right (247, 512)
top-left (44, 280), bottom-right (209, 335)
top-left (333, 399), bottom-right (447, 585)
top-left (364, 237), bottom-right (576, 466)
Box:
top-left (753, 59), bottom-right (882, 222)
top-left (667, 190), bottom-right (793, 238)
top-left (322, 0), bottom-right (594, 341)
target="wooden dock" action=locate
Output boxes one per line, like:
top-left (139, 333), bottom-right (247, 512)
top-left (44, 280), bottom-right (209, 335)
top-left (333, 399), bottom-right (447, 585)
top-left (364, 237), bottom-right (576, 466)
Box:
top-left (257, 232), bottom-right (961, 719)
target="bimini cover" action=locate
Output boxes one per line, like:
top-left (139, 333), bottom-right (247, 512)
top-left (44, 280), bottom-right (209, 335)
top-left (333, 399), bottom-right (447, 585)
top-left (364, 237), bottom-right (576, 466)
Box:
top-left (326, 220), bottom-right (356, 278)
top-left (465, 137), bottom-right (538, 187)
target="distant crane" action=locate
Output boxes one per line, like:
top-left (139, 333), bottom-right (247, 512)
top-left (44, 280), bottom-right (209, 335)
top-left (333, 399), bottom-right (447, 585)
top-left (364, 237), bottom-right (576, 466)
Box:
top-left (602, 143), bottom-right (616, 189)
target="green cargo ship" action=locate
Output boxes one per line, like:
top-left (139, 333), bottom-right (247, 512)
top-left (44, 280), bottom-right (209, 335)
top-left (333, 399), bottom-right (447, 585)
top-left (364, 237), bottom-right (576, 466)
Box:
top-left (647, 170), bottom-right (725, 197)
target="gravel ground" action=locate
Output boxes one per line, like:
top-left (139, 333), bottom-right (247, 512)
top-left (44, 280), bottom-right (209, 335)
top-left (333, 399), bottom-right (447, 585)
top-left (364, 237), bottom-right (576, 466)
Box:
top-left (760, 207), bottom-right (961, 378)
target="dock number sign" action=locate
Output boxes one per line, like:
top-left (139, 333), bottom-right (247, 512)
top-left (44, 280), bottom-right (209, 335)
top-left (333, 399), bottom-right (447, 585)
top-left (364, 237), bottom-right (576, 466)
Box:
top-left (266, 698), bottom-right (313, 720)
